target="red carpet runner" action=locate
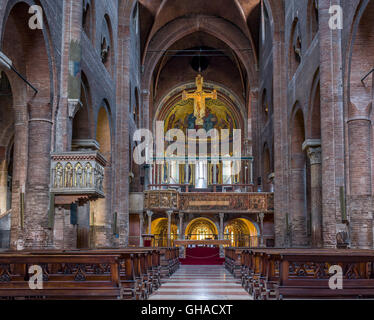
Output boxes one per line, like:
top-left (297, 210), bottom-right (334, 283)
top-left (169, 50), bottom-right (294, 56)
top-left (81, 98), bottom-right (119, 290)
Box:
top-left (179, 247), bottom-right (225, 265)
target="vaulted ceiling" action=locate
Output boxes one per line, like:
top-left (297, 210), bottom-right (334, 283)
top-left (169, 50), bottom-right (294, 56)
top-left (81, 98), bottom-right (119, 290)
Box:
top-left (139, 0), bottom-right (261, 111)
top-left (139, 0), bottom-right (261, 58)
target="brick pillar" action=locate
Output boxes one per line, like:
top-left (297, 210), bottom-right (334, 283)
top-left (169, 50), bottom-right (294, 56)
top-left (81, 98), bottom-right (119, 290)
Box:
top-left (114, 24), bottom-right (130, 247)
top-left (348, 116), bottom-right (373, 249)
top-left (290, 153), bottom-right (308, 247)
top-left (303, 140), bottom-right (323, 248)
top-left (10, 104), bottom-right (28, 249)
top-left (24, 99), bottom-right (53, 249)
top-left (318, 0), bottom-right (345, 247)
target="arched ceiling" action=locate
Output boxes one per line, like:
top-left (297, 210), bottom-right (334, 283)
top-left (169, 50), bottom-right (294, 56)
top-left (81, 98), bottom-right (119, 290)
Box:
top-left (139, 0), bottom-right (262, 128)
top-left (139, 0), bottom-right (261, 59)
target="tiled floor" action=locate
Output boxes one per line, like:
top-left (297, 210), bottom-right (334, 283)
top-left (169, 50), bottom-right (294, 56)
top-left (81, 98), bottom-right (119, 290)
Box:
top-left (149, 265), bottom-right (253, 300)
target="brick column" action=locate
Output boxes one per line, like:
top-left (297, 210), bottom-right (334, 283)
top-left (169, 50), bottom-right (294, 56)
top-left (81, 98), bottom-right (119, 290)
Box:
top-left (10, 104), bottom-right (28, 249)
top-left (114, 23), bottom-right (131, 247)
top-left (24, 99), bottom-right (53, 248)
top-left (318, 0), bottom-right (346, 247)
top-left (289, 153), bottom-right (308, 247)
top-left (348, 115), bottom-right (373, 249)
top-left (303, 140), bottom-right (323, 248)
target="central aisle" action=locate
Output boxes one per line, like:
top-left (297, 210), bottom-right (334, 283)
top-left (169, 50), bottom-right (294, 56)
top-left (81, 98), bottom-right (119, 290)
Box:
top-left (149, 265), bottom-right (253, 300)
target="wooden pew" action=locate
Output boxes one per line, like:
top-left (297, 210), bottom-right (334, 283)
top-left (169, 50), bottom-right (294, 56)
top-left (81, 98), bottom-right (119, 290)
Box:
top-left (0, 254), bottom-right (123, 300)
top-left (225, 248), bottom-right (374, 300)
top-left (4, 248), bottom-right (162, 300)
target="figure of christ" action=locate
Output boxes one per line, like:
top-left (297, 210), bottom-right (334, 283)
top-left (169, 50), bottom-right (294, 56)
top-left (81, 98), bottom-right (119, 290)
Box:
top-left (182, 74), bottom-right (217, 126)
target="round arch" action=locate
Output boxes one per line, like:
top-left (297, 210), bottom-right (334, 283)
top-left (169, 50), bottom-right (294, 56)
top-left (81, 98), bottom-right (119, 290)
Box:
top-left (224, 218), bottom-right (258, 247)
top-left (185, 217), bottom-right (218, 240)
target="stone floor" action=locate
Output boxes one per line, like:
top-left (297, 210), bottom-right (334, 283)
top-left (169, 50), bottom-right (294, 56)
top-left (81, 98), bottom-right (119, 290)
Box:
top-left (149, 265), bottom-right (253, 300)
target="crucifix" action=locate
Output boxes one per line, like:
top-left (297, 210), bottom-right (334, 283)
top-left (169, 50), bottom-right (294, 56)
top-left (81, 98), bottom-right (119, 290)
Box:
top-left (182, 74), bottom-right (217, 126)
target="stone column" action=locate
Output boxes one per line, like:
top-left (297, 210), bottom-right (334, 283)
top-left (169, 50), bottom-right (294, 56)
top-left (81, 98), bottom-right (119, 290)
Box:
top-left (184, 163), bottom-right (189, 185)
top-left (24, 98), bottom-right (53, 248)
top-left (258, 212), bottom-right (265, 248)
top-left (178, 212), bottom-right (184, 240)
top-left (146, 210), bottom-right (153, 234)
top-left (167, 210), bottom-right (173, 247)
top-left (219, 213), bottom-right (225, 240)
top-left (303, 140), bottom-right (323, 248)
top-left (139, 213), bottom-right (144, 247)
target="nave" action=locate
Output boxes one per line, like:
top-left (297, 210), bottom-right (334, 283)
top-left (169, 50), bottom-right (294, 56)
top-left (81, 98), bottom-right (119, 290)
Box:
top-left (149, 265), bottom-right (252, 300)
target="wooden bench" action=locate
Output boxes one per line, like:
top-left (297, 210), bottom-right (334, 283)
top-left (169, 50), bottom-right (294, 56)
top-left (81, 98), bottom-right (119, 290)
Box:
top-left (225, 248), bottom-right (374, 300)
top-left (0, 254), bottom-right (123, 300)
top-left (4, 248), bottom-right (162, 300)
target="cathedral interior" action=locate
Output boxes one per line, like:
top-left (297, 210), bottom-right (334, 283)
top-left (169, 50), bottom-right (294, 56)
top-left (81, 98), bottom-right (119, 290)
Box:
top-left (0, 0), bottom-right (374, 301)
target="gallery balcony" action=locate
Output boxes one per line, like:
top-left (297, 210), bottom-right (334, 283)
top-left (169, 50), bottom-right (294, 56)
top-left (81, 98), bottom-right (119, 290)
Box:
top-left (143, 187), bottom-right (274, 214)
top-left (50, 150), bottom-right (107, 206)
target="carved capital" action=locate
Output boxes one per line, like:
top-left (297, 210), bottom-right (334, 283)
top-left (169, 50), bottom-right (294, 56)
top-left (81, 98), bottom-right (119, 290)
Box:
top-left (166, 210), bottom-right (173, 218)
top-left (307, 147), bottom-right (322, 165)
top-left (219, 213), bottom-right (225, 220)
top-left (303, 139), bottom-right (322, 165)
top-left (178, 212), bottom-right (184, 220)
top-left (68, 99), bottom-right (82, 119)
top-left (258, 212), bottom-right (265, 222)
top-left (146, 210), bottom-right (153, 217)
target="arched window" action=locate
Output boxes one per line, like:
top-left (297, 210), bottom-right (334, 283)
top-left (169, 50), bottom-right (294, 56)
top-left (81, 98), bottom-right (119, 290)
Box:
top-left (261, 89), bottom-right (269, 123)
top-left (100, 15), bottom-right (114, 76)
top-left (308, 0), bottom-right (319, 44)
top-left (82, 0), bottom-right (94, 41)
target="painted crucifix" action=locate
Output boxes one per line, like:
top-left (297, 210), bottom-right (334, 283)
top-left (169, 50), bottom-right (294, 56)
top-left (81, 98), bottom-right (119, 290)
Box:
top-left (182, 74), bottom-right (217, 126)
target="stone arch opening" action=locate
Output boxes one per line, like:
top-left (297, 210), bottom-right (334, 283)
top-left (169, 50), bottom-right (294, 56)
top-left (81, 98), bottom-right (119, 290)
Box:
top-left (89, 104), bottom-right (112, 247)
top-left (82, 0), bottom-right (95, 42)
top-left (289, 18), bottom-right (302, 81)
top-left (185, 217), bottom-right (218, 240)
top-left (151, 217), bottom-right (178, 247)
top-left (289, 107), bottom-right (308, 247)
top-left (101, 14), bottom-right (114, 76)
top-left (72, 72), bottom-right (93, 141)
top-left (307, 0), bottom-right (319, 45)
top-left (0, 72), bottom-right (13, 248)
top-left (2, 1), bottom-right (53, 249)
top-left (224, 218), bottom-right (258, 247)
